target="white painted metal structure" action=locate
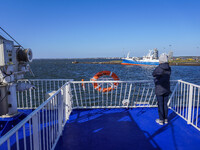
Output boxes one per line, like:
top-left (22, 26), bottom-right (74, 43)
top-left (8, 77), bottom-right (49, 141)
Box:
top-left (0, 79), bottom-right (200, 150)
top-left (17, 79), bottom-right (72, 109)
top-left (169, 80), bottom-right (200, 131)
top-left (0, 81), bottom-right (72, 150)
top-left (0, 34), bottom-right (33, 116)
top-left (71, 80), bottom-right (177, 108)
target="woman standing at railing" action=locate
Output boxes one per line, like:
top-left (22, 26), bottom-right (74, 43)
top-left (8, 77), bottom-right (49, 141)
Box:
top-left (152, 53), bottom-right (171, 125)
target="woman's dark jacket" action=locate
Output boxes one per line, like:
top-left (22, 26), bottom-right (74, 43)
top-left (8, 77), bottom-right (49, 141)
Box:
top-left (152, 63), bottom-right (171, 96)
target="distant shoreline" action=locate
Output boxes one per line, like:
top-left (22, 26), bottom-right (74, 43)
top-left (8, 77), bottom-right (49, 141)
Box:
top-left (169, 62), bottom-right (200, 66)
top-left (33, 56), bottom-right (200, 60)
top-left (72, 60), bottom-right (200, 66)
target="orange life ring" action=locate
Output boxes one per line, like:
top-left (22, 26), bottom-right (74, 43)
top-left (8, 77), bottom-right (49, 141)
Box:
top-left (90, 71), bottom-right (119, 92)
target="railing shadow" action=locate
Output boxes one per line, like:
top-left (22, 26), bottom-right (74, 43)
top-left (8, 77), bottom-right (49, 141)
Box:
top-left (147, 111), bottom-right (179, 150)
top-left (56, 109), bottom-right (160, 150)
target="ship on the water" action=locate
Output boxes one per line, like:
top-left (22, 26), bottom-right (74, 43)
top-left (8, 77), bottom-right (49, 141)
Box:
top-left (121, 49), bottom-right (159, 66)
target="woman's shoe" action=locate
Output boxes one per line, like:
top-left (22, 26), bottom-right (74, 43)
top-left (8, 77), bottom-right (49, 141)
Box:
top-left (156, 119), bottom-right (164, 125)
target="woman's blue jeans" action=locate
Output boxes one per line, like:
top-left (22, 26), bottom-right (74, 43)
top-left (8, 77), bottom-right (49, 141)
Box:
top-left (156, 94), bottom-right (169, 121)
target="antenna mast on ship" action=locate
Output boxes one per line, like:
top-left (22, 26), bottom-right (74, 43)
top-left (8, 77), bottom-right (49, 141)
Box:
top-left (153, 48), bottom-right (158, 59)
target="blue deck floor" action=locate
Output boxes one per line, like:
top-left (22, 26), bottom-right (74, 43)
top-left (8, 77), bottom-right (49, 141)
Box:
top-left (55, 108), bottom-right (200, 150)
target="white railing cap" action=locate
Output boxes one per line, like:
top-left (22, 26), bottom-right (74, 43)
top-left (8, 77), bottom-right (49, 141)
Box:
top-left (178, 80), bottom-right (200, 88)
top-left (71, 80), bottom-right (178, 84)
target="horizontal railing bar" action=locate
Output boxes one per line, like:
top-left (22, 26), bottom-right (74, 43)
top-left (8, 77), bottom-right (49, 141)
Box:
top-left (19, 79), bottom-right (73, 81)
top-left (178, 80), bottom-right (200, 88)
top-left (72, 105), bottom-right (158, 109)
top-left (72, 80), bottom-right (178, 84)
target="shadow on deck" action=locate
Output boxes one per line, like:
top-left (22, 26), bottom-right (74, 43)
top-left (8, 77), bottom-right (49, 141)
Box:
top-left (55, 108), bottom-right (200, 150)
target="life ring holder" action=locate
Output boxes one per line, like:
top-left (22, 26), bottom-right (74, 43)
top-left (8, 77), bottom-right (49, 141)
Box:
top-left (90, 71), bottom-right (119, 92)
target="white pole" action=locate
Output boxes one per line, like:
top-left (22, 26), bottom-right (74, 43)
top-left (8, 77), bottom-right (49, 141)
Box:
top-left (63, 83), bottom-right (72, 122)
top-left (58, 91), bottom-right (63, 134)
top-left (32, 113), bottom-right (40, 150)
top-left (187, 85), bottom-right (193, 124)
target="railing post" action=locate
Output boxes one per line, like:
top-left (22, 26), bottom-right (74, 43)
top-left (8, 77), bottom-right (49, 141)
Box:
top-left (63, 83), bottom-right (72, 123)
top-left (127, 84), bottom-right (132, 107)
top-left (32, 113), bottom-right (40, 150)
top-left (168, 82), bottom-right (179, 106)
top-left (58, 91), bottom-right (63, 134)
top-left (29, 89), bottom-right (33, 108)
top-left (187, 84), bottom-right (193, 124)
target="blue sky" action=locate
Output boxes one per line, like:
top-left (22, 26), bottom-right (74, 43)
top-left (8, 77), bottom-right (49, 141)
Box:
top-left (1, 0), bottom-right (200, 58)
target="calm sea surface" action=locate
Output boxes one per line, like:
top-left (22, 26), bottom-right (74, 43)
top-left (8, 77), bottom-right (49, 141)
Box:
top-left (27, 59), bottom-right (200, 85)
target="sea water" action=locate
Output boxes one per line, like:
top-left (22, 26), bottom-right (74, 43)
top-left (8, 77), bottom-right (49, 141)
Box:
top-left (27, 59), bottom-right (200, 85)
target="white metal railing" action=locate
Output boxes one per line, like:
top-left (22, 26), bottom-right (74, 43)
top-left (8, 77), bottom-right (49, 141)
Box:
top-left (17, 79), bottom-right (72, 109)
top-left (1, 79), bottom-right (198, 150)
top-left (0, 82), bottom-right (72, 150)
top-left (70, 80), bottom-right (177, 109)
top-left (16, 79), bottom-right (177, 110)
top-left (169, 80), bottom-right (200, 131)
